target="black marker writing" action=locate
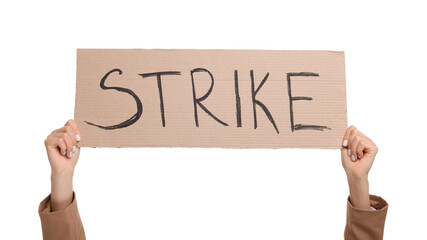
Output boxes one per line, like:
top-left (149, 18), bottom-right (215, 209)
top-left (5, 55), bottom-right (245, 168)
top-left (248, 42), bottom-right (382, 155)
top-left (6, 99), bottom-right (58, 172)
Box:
top-left (85, 69), bottom-right (143, 130)
top-left (251, 70), bottom-right (279, 134)
top-left (287, 72), bottom-right (331, 132)
top-left (234, 70), bottom-right (242, 127)
top-left (191, 68), bottom-right (228, 127)
top-left (139, 71), bottom-right (181, 127)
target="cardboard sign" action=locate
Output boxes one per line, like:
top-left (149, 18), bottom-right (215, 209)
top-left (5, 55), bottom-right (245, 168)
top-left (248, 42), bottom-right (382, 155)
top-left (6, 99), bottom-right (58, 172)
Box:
top-left (74, 49), bottom-right (347, 149)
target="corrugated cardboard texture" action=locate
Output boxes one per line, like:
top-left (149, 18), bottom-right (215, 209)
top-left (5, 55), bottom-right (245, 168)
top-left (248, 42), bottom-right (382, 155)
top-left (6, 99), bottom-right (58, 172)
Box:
top-left (75, 49), bottom-right (347, 149)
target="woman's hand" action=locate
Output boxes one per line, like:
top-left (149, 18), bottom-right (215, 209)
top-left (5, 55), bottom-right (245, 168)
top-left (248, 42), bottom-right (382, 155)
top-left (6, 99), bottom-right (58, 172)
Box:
top-left (44, 119), bottom-right (81, 211)
top-left (341, 125), bottom-right (378, 210)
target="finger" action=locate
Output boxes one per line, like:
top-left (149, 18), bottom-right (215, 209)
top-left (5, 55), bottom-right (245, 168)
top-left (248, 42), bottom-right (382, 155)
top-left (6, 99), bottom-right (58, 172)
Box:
top-left (341, 147), bottom-right (351, 163)
top-left (51, 126), bottom-right (69, 135)
top-left (65, 119), bottom-right (81, 142)
top-left (72, 146), bottom-right (81, 162)
top-left (62, 132), bottom-right (74, 158)
top-left (355, 128), bottom-right (372, 143)
top-left (54, 127), bottom-right (77, 153)
top-left (356, 140), bottom-right (365, 159)
top-left (363, 139), bottom-right (378, 155)
top-left (342, 125), bottom-right (355, 147)
top-left (346, 126), bottom-right (357, 156)
top-left (352, 129), bottom-right (377, 155)
top-left (350, 135), bottom-right (360, 161)
top-left (55, 137), bottom-right (67, 156)
top-left (64, 125), bottom-right (77, 147)
top-left (45, 135), bottom-right (67, 156)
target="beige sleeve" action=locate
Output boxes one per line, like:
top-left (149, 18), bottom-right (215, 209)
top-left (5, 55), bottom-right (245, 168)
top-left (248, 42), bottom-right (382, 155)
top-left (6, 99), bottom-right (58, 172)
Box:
top-left (38, 192), bottom-right (86, 240)
top-left (344, 195), bottom-right (388, 240)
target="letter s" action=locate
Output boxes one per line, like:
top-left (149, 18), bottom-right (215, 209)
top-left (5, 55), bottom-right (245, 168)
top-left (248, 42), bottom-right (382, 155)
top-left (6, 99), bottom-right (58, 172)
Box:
top-left (85, 69), bottom-right (143, 130)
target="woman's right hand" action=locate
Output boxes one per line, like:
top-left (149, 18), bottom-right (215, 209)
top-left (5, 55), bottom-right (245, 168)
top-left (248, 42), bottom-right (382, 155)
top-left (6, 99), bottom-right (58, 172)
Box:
top-left (341, 125), bottom-right (378, 210)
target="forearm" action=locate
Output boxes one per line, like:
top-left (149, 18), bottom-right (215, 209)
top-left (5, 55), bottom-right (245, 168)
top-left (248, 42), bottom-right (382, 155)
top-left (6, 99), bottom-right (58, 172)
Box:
top-left (50, 170), bottom-right (74, 211)
top-left (40, 171), bottom-right (86, 240)
top-left (347, 175), bottom-right (370, 210)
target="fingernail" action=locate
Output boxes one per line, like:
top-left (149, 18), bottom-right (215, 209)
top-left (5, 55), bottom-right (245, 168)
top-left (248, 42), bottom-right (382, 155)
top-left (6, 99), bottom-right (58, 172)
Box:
top-left (62, 151), bottom-right (66, 156)
top-left (68, 151), bottom-right (73, 158)
top-left (351, 155), bottom-right (356, 161)
top-left (76, 134), bottom-right (81, 142)
top-left (348, 149), bottom-right (351, 156)
top-left (358, 155), bottom-right (361, 159)
top-left (342, 140), bottom-right (348, 147)
top-left (73, 146), bottom-right (76, 152)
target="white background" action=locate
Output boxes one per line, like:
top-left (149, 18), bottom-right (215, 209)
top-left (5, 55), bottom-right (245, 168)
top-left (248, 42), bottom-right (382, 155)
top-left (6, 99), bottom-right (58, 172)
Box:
top-left (1, 1), bottom-right (426, 239)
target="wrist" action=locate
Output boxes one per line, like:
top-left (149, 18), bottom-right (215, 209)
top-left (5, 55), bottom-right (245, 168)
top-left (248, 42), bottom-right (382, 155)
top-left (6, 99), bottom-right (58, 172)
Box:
top-left (347, 176), bottom-right (370, 210)
top-left (50, 169), bottom-right (74, 181)
top-left (50, 162), bottom-right (75, 175)
top-left (347, 172), bottom-right (368, 185)
top-left (50, 170), bottom-right (74, 211)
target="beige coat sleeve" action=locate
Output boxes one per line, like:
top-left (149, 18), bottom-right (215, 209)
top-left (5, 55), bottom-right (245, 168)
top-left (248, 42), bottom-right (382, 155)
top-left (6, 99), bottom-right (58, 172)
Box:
top-left (38, 192), bottom-right (86, 240)
top-left (38, 192), bottom-right (387, 239)
top-left (345, 195), bottom-right (388, 240)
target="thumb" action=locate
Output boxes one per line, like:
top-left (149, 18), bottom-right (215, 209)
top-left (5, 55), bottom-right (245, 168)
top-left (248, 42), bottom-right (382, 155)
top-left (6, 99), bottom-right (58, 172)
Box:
top-left (71, 146), bottom-right (80, 161)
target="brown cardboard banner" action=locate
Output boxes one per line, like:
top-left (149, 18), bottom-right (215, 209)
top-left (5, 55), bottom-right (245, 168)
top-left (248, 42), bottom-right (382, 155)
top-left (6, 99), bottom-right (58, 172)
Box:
top-left (75, 49), bottom-right (347, 149)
